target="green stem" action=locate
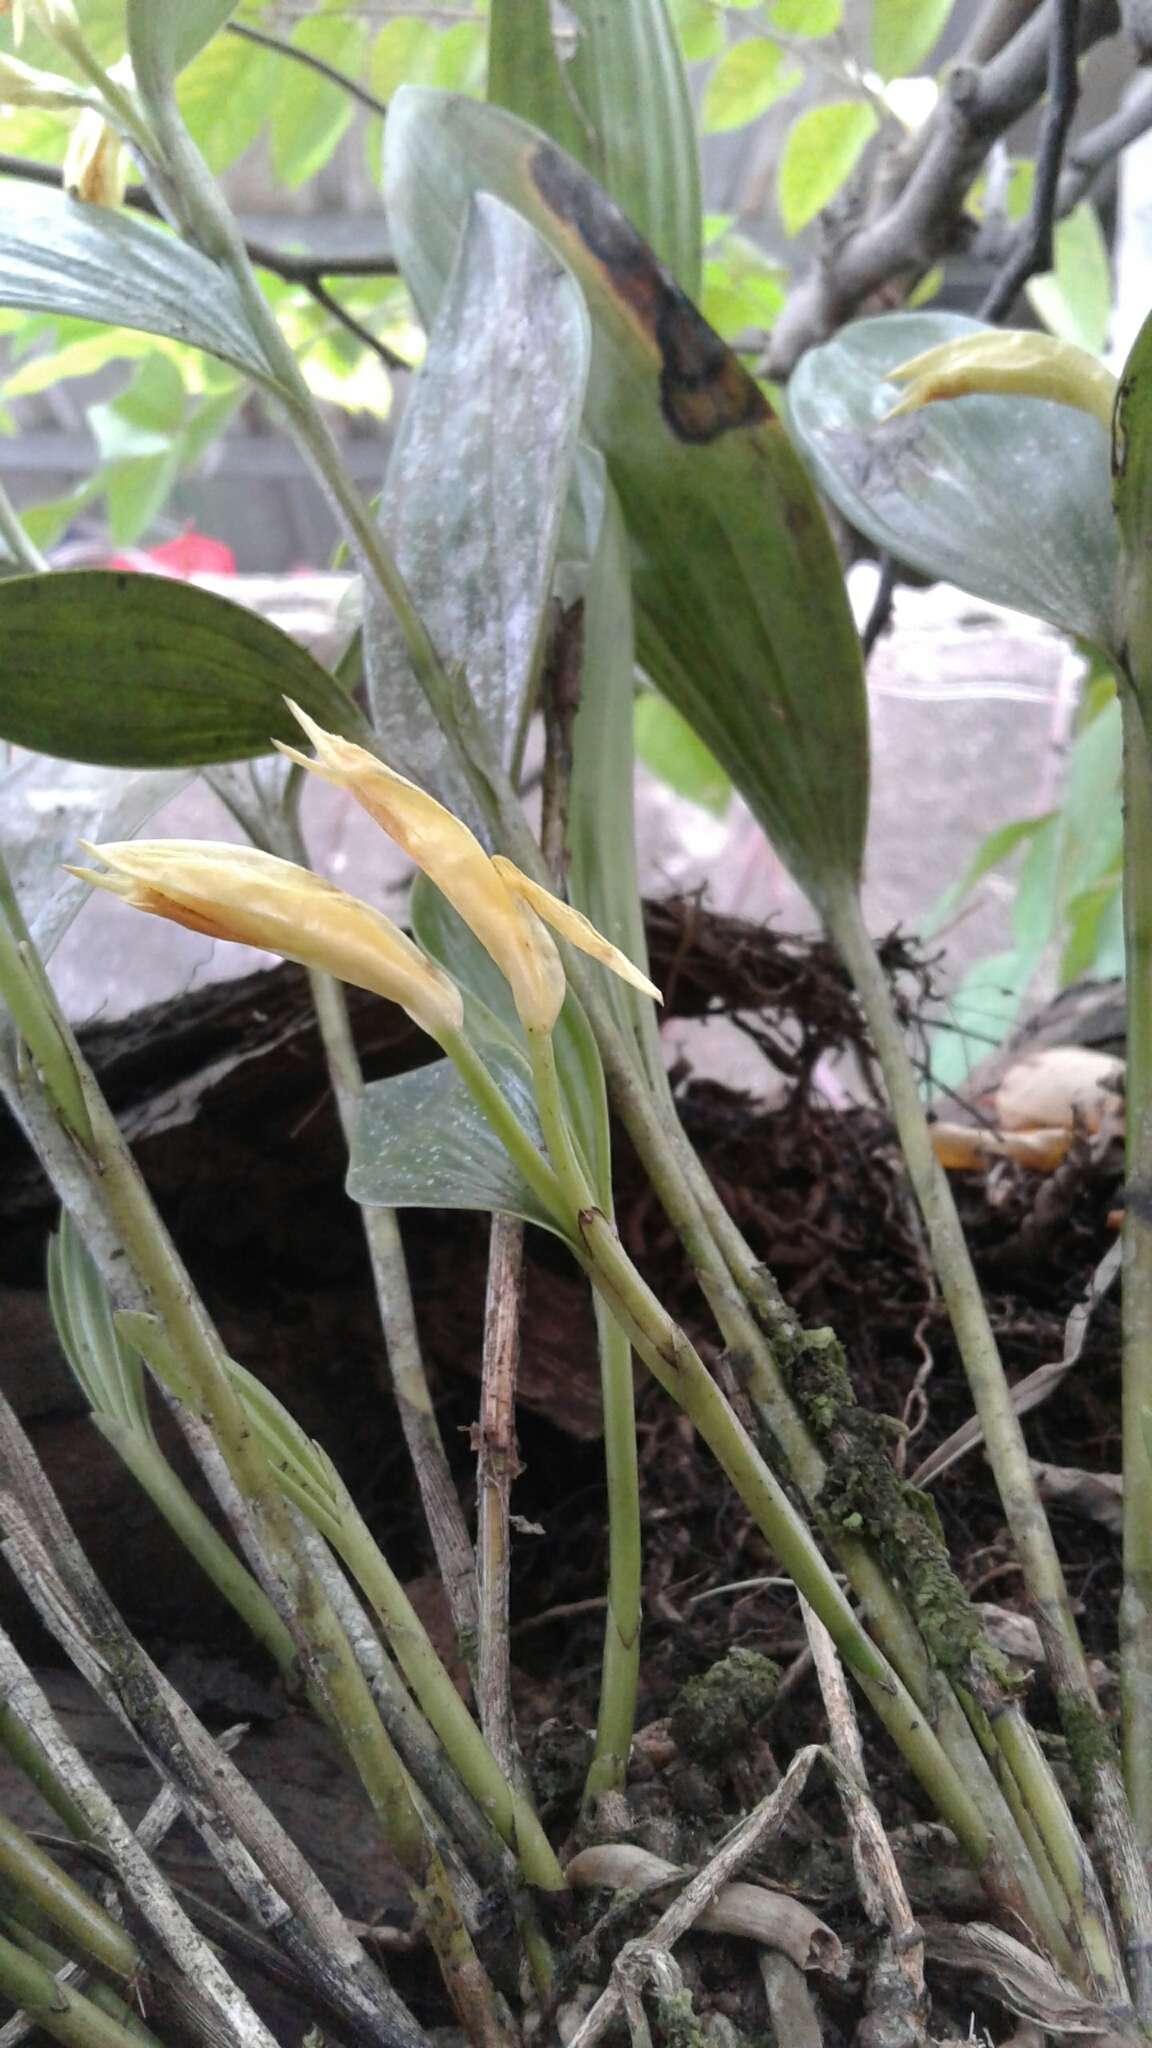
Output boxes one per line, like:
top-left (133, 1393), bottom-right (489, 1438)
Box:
top-left (824, 881), bottom-right (1141, 1992)
top-left (583, 1298), bottom-right (642, 1804)
top-left (0, 1923), bottom-right (153, 2048)
top-left (325, 1482), bottom-right (565, 1893)
top-left (0, 476), bottom-right (47, 574)
top-left (94, 1420), bottom-right (297, 1674)
top-left (0, 1814), bottom-right (137, 1983)
top-left (823, 888), bottom-right (1093, 1703)
top-left (0, 1912), bottom-right (159, 2046)
top-left (1121, 683), bottom-right (1152, 1851)
top-left (304, 964), bottom-right (480, 1664)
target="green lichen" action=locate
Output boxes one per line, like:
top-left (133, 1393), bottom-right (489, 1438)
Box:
top-left (670, 1648), bottom-right (780, 1767)
top-left (1060, 1694), bottom-right (1121, 1789)
top-left (783, 1324), bottom-right (1015, 1698)
top-left (654, 1986), bottom-right (706, 2048)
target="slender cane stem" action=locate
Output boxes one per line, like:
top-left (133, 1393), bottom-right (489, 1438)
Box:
top-left (1121, 684), bottom-right (1152, 1849)
top-left (304, 964), bottom-right (480, 1662)
top-left (583, 1297), bottom-right (642, 1804)
top-left (476, 1213), bottom-right (526, 1784)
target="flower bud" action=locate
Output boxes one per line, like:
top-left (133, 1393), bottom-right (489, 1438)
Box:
top-left (278, 704), bottom-right (662, 1035)
top-left (68, 840), bottom-right (464, 1042)
top-left (885, 329), bottom-right (1116, 432)
top-left (63, 106), bottom-right (129, 205)
top-left (0, 49), bottom-right (89, 108)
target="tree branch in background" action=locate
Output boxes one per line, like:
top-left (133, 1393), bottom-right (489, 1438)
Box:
top-left (226, 19), bottom-right (390, 121)
top-left (766, 0), bottom-right (1121, 377)
top-left (980, 0), bottom-right (1082, 320)
top-left (0, 153), bottom-right (397, 280)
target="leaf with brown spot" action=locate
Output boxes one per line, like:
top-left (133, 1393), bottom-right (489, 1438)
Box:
top-left (385, 88), bottom-right (869, 908)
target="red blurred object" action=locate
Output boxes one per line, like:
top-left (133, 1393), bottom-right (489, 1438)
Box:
top-left (108, 528), bottom-right (236, 577)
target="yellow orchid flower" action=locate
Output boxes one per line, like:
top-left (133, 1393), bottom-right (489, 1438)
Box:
top-left (68, 840), bottom-right (464, 1042)
top-left (885, 329), bottom-right (1117, 433)
top-left (277, 705), bottom-right (661, 1036)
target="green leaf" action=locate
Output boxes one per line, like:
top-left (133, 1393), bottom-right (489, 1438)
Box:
top-left (1027, 202), bottom-right (1112, 357)
top-left (385, 88), bottom-right (870, 908)
top-left (768, 0), bottom-right (842, 29)
top-left (670, 0), bottom-right (724, 59)
top-left (177, 31), bottom-right (275, 173)
top-left (778, 100), bottom-right (878, 236)
top-left (634, 691), bottom-right (731, 814)
top-left (0, 570), bottom-right (363, 767)
top-left (0, 194), bottom-right (280, 388)
top-left (365, 192), bottom-right (590, 819)
top-left (348, 1050), bottom-right (568, 1236)
top-left (126, 0), bottom-right (239, 81)
top-left (488, 0), bottom-right (587, 162)
top-left (929, 947), bottom-right (1035, 1093)
top-left (492, 0), bottom-right (702, 294)
top-left (48, 1211), bottom-right (152, 1434)
top-left (702, 37), bottom-right (801, 133)
top-left (1114, 308), bottom-right (1152, 731)
top-left (270, 19), bottom-right (362, 190)
top-left (787, 310), bottom-right (1116, 647)
top-left (872, 0), bottom-right (954, 78)
top-left (927, 811), bottom-right (1054, 934)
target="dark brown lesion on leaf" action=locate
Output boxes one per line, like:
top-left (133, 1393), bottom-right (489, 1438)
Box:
top-left (530, 141), bottom-right (770, 446)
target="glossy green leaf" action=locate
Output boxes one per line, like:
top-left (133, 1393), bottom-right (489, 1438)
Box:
top-left (365, 191), bottom-right (589, 819)
top-left (702, 36), bottom-right (801, 132)
top-left (0, 753), bottom-right (193, 957)
top-left (788, 310), bottom-right (1116, 647)
top-left (490, 0), bottom-right (701, 294)
top-left (778, 100), bottom-right (878, 236)
top-left (385, 88), bottom-right (870, 905)
top-left (567, 450), bottom-right (665, 1095)
top-left (0, 193), bottom-right (280, 387)
top-left (348, 1050), bottom-right (567, 1236)
top-left (872, 0), bottom-right (954, 77)
top-left (0, 570), bottom-right (363, 767)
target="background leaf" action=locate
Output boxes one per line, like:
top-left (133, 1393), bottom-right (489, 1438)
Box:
top-left (702, 38), bottom-right (801, 134)
top-left (0, 571), bottom-right (362, 767)
top-left (634, 692), bottom-right (731, 815)
top-left (872, 0), bottom-right (955, 78)
top-left (787, 310), bottom-right (1116, 647)
top-left (0, 192), bottom-right (279, 387)
top-left (1027, 201), bottom-right (1112, 356)
top-left (385, 88), bottom-right (870, 907)
top-left (778, 100), bottom-right (879, 236)
top-left (364, 192), bottom-right (589, 818)
top-left (127, 0), bottom-right (239, 80)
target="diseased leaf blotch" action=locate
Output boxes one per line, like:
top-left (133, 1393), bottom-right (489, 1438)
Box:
top-left (529, 141), bottom-right (768, 445)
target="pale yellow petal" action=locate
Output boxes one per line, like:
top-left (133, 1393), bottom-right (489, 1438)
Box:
top-left (78, 840), bottom-right (463, 1040)
top-left (280, 704), bottom-right (568, 1032)
top-left (492, 858), bottom-right (662, 1004)
top-left (885, 330), bottom-right (1116, 432)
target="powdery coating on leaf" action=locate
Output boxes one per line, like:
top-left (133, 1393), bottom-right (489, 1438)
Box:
top-left (70, 839), bottom-right (463, 1038)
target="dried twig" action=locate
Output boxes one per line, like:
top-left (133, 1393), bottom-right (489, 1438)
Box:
top-left (767, 0), bottom-right (1120, 377)
top-left (475, 1215), bottom-right (527, 1784)
top-left (803, 1600), bottom-right (928, 2048)
top-left (562, 1746), bottom-right (825, 2048)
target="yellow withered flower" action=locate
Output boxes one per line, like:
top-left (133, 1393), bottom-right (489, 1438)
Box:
top-left (68, 841), bottom-right (464, 1041)
top-left (277, 705), bottom-right (661, 1036)
top-left (63, 104), bottom-right (130, 205)
top-left (885, 329), bottom-right (1117, 432)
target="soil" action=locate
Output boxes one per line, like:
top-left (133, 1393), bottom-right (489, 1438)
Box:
top-left (0, 898), bottom-right (1128, 2044)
